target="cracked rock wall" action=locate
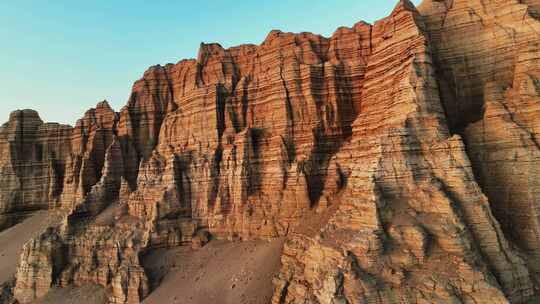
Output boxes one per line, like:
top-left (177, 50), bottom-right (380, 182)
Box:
top-left (0, 0), bottom-right (539, 303)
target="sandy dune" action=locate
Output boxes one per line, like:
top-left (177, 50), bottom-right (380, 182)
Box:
top-left (142, 239), bottom-right (284, 304)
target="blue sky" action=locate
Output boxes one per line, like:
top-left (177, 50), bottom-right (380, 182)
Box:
top-left (0, 0), bottom-right (421, 124)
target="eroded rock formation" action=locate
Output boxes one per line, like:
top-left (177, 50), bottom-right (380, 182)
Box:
top-left (0, 0), bottom-right (539, 303)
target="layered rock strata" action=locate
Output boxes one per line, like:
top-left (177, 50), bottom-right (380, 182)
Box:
top-left (0, 0), bottom-right (539, 303)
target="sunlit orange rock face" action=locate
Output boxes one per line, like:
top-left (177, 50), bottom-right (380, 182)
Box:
top-left (1, 0), bottom-right (539, 303)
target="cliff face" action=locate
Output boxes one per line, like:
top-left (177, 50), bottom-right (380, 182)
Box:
top-left (1, 0), bottom-right (539, 303)
top-left (0, 110), bottom-right (72, 229)
top-left (418, 0), bottom-right (540, 286)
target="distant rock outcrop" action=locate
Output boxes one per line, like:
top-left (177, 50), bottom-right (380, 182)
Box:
top-left (0, 0), bottom-right (539, 303)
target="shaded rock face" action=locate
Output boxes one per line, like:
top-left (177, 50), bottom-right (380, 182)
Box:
top-left (0, 0), bottom-right (539, 303)
top-left (418, 0), bottom-right (540, 289)
top-left (0, 110), bottom-right (72, 229)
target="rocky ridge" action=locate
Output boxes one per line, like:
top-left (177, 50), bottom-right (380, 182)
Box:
top-left (0, 0), bottom-right (539, 303)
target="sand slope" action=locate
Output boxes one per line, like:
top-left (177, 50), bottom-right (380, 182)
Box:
top-left (0, 211), bottom-right (50, 285)
top-left (142, 239), bottom-right (284, 304)
top-left (33, 285), bottom-right (107, 304)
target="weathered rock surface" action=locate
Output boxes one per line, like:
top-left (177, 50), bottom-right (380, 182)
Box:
top-left (0, 0), bottom-right (539, 303)
top-left (419, 0), bottom-right (540, 290)
top-left (0, 110), bottom-right (71, 230)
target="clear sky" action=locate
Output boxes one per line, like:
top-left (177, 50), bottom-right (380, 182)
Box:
top-left (0, 0), bottom-right (421, 125)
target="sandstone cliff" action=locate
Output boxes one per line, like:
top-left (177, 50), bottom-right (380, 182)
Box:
top-left (0, 0), bottom-right (539, 303)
